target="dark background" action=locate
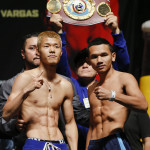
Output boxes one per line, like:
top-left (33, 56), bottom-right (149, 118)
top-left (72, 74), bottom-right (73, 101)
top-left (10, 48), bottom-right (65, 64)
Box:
top-left (119, 0), bottom-right (150, 81)
top-left (0, 0), bottom-right (47, 80)
top-left (0, 0), bottom-right (150, 81)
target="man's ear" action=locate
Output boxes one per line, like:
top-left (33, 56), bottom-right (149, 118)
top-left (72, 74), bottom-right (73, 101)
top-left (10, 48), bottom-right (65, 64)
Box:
top-left (112, 52), bottom-right (116, 62)
top-left (58, 50), bottom-right (62, 61)
top-left (21, 49), bottom-right (25, 59)
top-left (60, 50), bottom-right (62, 57)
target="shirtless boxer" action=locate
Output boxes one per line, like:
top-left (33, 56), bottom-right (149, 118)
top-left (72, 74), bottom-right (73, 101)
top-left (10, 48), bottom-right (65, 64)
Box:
top-left (2, 31), bottom-right (78, 150)
top-left (86, 37), bottom-right (148, 150)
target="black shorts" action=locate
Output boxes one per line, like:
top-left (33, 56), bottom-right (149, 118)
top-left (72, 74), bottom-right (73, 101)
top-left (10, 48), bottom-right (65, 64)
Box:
top-left (88, 132), bottom-right (131, 150)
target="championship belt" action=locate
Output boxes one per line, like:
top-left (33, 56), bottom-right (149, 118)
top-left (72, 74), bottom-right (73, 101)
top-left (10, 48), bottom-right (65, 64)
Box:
top-left (47, 0), bottom-right (62, 13)
top-left (97, 2), bottom-right (111, 17)
top-left (63, 0), bottom-right (95, 21)
top-left (46, 0), bottom-right (111, 25)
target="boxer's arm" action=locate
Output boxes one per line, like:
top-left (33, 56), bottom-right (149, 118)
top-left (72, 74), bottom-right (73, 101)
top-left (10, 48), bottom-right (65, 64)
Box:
top-left (105, 12), bottom-right (130, 72)
top-left (3, 71), bottom-right (43, 121)
top-left (62, 82), bottom-right (78, 150)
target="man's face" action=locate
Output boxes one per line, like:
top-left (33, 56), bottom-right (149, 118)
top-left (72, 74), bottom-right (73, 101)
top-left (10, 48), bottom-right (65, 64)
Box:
top-left (39, 37), bottom-right (62, 65)
top-left (88, 44), bottom-right (116, 74)
top-left (21, 37), bottom-right (40, 69)
top-left (76, 61), bottom-right (97, 79)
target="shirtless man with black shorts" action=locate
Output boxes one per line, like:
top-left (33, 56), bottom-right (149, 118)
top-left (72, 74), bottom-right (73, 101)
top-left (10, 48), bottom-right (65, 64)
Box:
top-left (3, 31), bottom-right (78, 150)
top-left (85, 37), bottom-right (148, 150)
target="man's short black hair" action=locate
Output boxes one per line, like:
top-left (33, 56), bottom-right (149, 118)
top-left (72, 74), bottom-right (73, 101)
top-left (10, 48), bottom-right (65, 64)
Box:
top-left (88, 37), bottom-right (114, 53)
top-left (21, 32), bottom-right (39, 51)
top-left (74, 48), bottom-right (89, 69)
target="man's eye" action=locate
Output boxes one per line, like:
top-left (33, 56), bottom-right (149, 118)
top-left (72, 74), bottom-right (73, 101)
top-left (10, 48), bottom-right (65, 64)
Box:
top-left (101, 53), bottom-right (108, 57)
top-left (55, 45), bottom-right (59, 48)
top-left (29, 46), bottom-right (37, 50)
top-left (91, 55), bottom-right (97, 59)
top-left (44, 45), bottom-right (49, 48)
top-left (29, 47), bottom-right (34, 50)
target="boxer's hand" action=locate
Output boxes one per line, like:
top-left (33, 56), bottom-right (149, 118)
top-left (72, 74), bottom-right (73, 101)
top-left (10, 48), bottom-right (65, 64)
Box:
top-left (49, 14), bottom-right (63, 33)
top-left (94, 86), bottom-right (111, 100)
top-left (104, 12), bottom-right (120, 34)
top-left (16, 118), bottom-right (27, 132)
top-left (24, 71), bottom-right (43, 94)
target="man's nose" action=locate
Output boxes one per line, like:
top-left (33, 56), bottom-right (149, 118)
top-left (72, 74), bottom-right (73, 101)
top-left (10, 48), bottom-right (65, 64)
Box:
top-left (97, 56), bottom-right (103, 63)
top-left (49, 46), bottom-right (55, 52)
top-left (35, 48), bottom-right (40, 56)
top-left (82, 62), bottom-right (89, 68)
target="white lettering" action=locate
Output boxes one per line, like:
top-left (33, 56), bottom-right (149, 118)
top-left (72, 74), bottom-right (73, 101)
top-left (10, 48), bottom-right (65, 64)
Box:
top-left (26, 10), bottom-right (32, 17)
top-left (0, 10), bottom-right (7, 17)
top-left (0, 9), bottom-right (39, 18)
top-left (20, 10), bottom-right (26, 17)
top-left (32, 9), bottom-right (39, 17)
top-left (13, 10), bottom-right (19, 17)
top-left (6, 10), bottom-right (13, 17)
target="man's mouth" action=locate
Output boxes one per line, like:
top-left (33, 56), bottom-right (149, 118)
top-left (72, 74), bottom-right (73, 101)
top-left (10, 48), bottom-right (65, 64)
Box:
top-left (97, 65), bottom-right (105, 69)
top-left (82, 70), bottom-right (90, 73)
top-left (48, 55), bottom-right (56, 58)
top-left (33, 57), bottom-right (40, 60)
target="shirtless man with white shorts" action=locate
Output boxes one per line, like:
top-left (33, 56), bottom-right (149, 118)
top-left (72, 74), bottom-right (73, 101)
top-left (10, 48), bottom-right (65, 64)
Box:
top-left (3, 31), bottom-right (78, 150)
top-left (85, 37), bottom-right (148, 150)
